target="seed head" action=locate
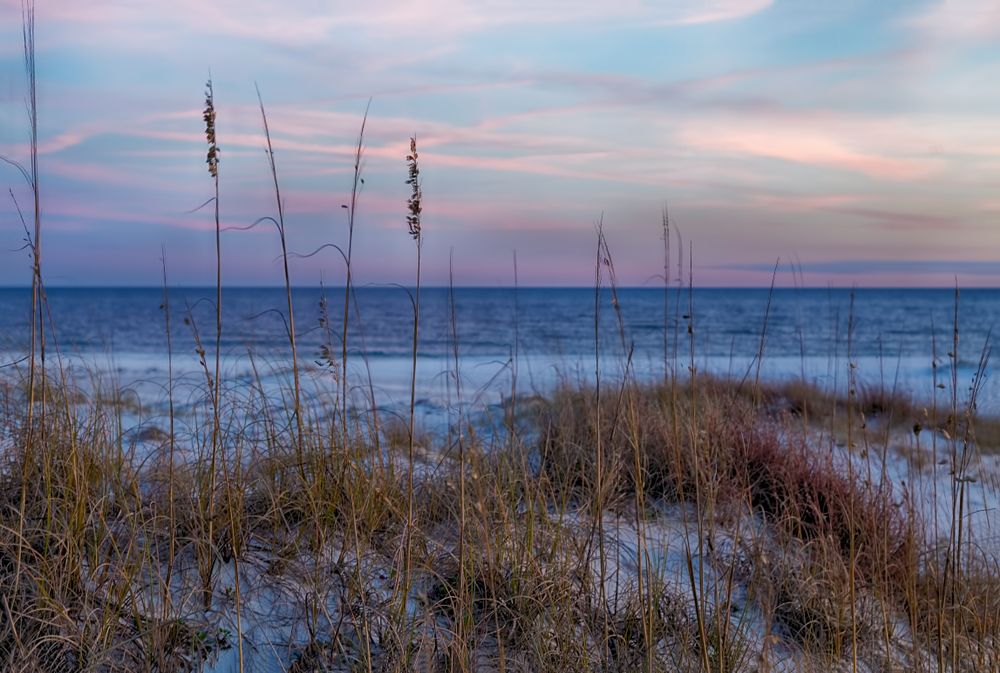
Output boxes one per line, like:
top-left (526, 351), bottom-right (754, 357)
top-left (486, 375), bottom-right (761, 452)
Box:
top-left (405, 137), bottom-right (421, 241)
top-left (204, 80), bottom-right (220, 178)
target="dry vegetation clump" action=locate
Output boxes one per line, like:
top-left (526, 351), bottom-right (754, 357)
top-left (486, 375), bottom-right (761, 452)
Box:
top-left (0, 377), bottom-right (229, 671)
top-left (769, 377), bottom-right (1000, 455)
top-left (537, 377), bottom-right (911, 589)
top-left (532, 373), bottom-right (1000, 671)
top-left (906, 552), bottom-right (1000, 670)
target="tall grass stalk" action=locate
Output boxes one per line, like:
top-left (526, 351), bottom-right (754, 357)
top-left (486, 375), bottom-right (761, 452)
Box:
top-left (403, 136), bottom-right (423, 627)
top-left (599, 231), bottom-right (653, 668)
top-left (204, 77), bottom-right (222, 459)
top-left (448, 250), bottom-right (470, 670)
top-left (686, 243), bottom-right (713, 672)
top-left (27, 0), bottom-right (41, 440)
top-left (591, 220), bottom-right (607, 664)
top-left (255, 85), bottom-right (303, 452)
top-left (341, 103), bottom-right (370, 443)
top-left (0, 0), bottom-right (42, 444)
top-left (846, 292), bottom-right (859, 672)
top-left (0, 0), bottom-right (41, 643)
top-left (662, 205), bottom-right (670, 382)
top-left (159, 248), bottom-right (176, 621)
top-left (944, 285), bottom-right (960, 669)
top-left (331, 104), bottom-right (376, 673)
top-left (200, 77), bottom-right (224, 611)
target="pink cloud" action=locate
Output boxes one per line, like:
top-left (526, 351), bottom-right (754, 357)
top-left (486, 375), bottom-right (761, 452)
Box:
top-left (907, 0), bottom-right (1000, 43)
top-left (119, 115), bottom-right (673, 190)
top-left (678, 125), bottom-right (941, 181)
top-left (670, 0), bottom-right (772, 25)
top-left (419, 150), bottom-right (667, 187)
top-left (242, 103), bottom-right (604, 156)
top-left (750, 194), bottom-right (862, 211)
top-left (829, 207), bottom-right (957, 232)
top-left (1, 0), bottom-right (773, 53)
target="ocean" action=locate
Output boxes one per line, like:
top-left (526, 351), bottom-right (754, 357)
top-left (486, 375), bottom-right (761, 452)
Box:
top-left (0, 286), bottom-right (997, 416)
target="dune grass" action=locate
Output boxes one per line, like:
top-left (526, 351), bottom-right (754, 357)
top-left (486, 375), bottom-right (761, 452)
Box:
top-left (0, 340), bottom-right (999, 672)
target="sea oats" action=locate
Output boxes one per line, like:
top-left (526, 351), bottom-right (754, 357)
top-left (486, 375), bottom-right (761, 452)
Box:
top-left (406, 137), bottom-right (421, 242)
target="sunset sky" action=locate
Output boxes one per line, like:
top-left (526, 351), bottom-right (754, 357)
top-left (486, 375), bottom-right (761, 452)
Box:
top-left (0, 0), bottom-right (998, 287)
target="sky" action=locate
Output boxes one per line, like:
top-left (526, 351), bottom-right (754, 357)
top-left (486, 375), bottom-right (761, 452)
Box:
top-left (0, 0), bottom-right (999, 288)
